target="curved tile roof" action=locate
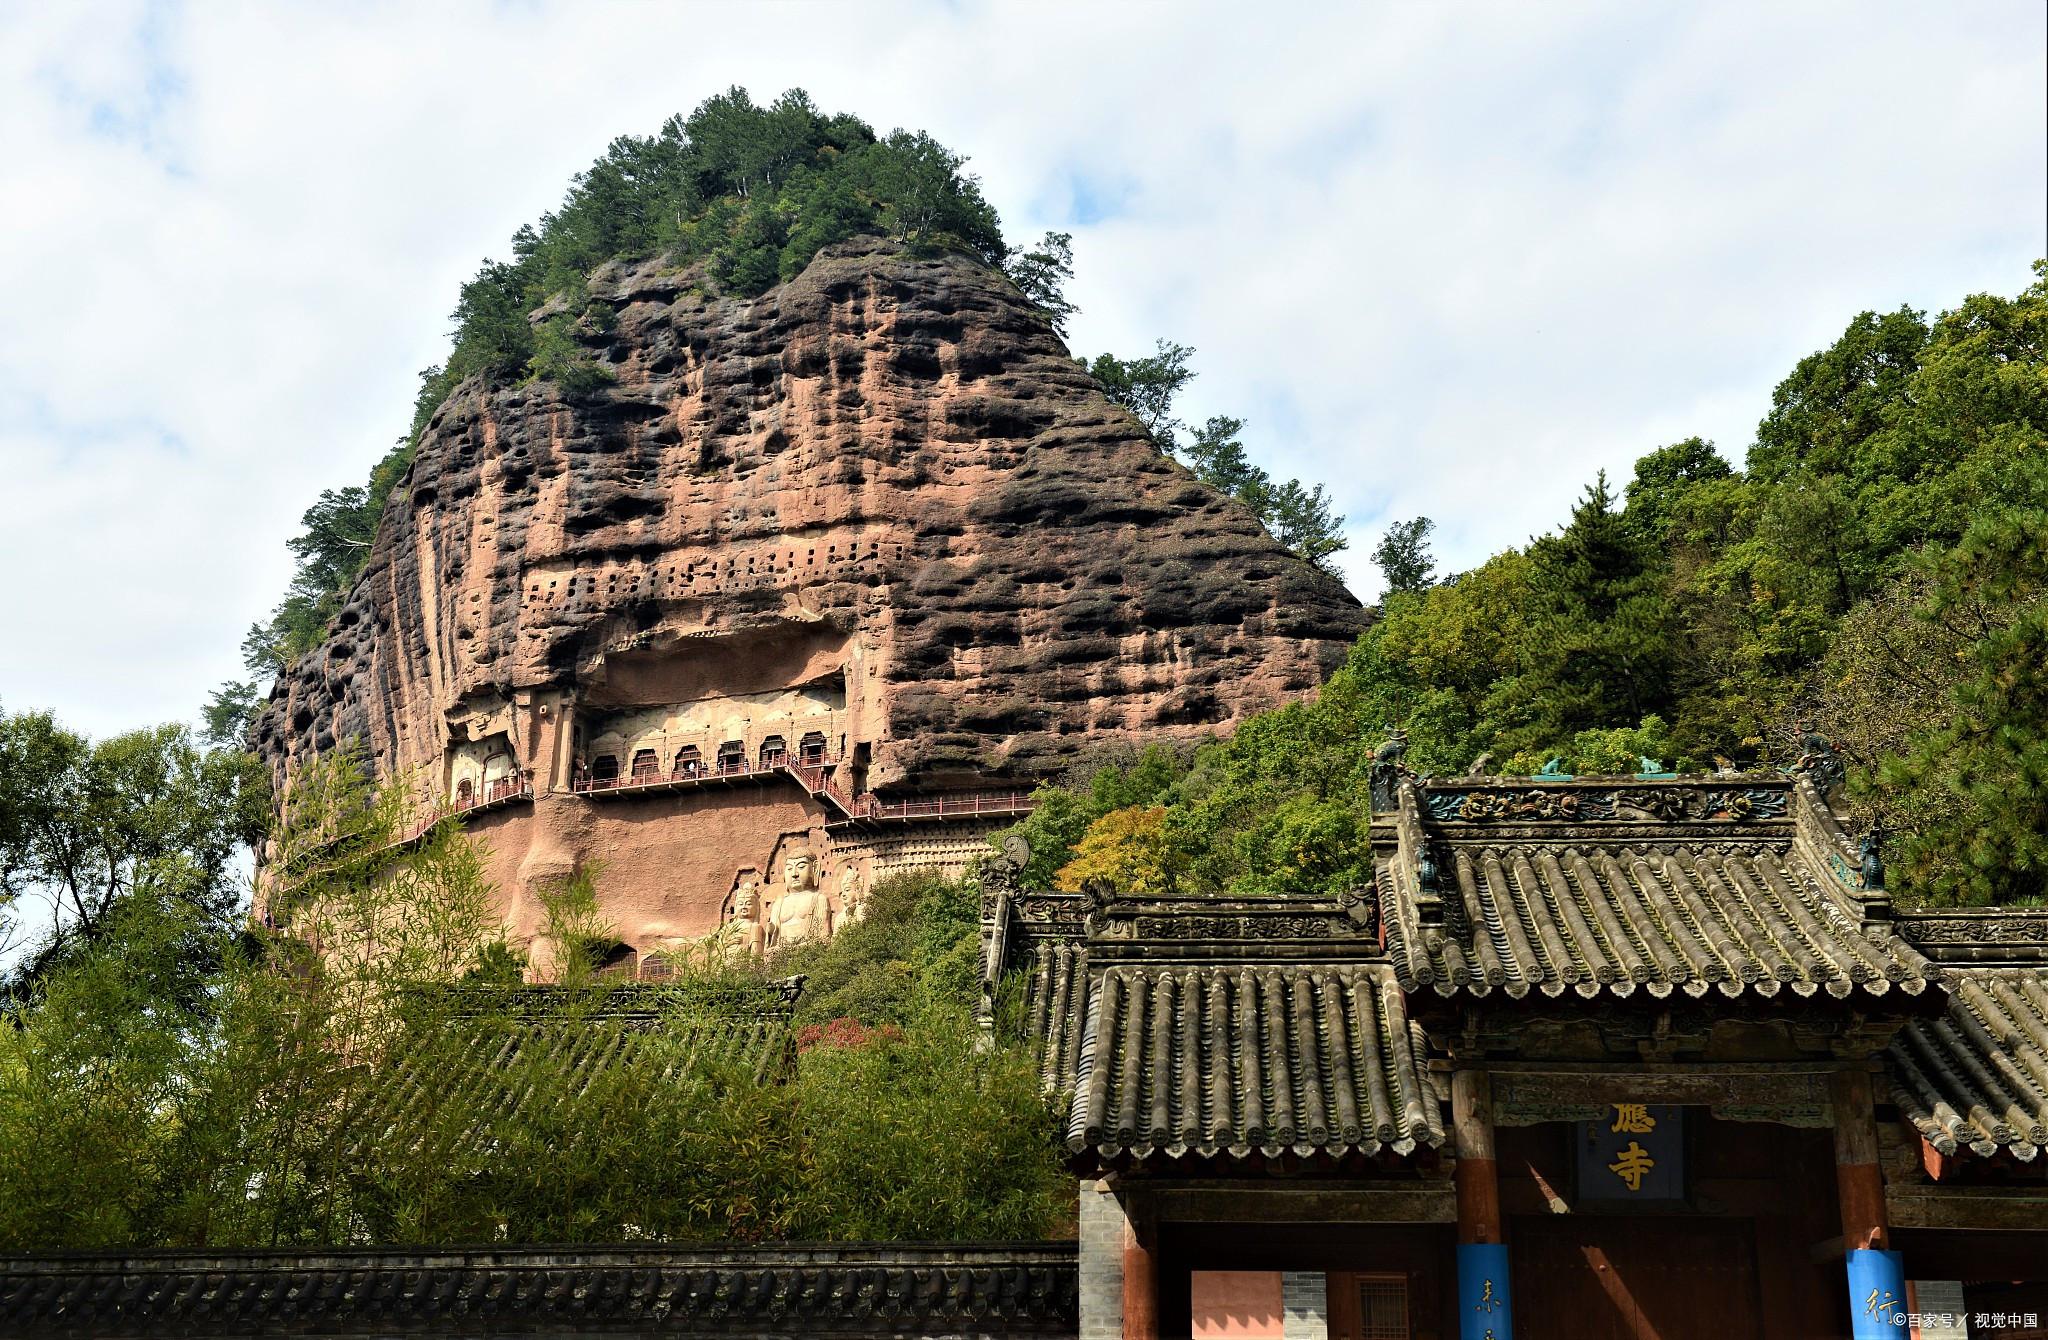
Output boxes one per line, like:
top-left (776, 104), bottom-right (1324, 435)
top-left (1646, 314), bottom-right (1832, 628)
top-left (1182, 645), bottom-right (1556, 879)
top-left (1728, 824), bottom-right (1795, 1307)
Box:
top-left (0, 1245), bottom-right (1081, 1336)
top-left (1377, 779), bottom-right (1935, 1001)
top-left (1018, 937), bottom-right (1090, 1095)
top-left (1385, 840), bottom-right (1933, 1000)
top-left (1890, 967), bottom-right (2048, 1161)
top-left (358, 983), bottom-right (799, 1156)
top-left (1065, 962), bottom-right (1443, 1165)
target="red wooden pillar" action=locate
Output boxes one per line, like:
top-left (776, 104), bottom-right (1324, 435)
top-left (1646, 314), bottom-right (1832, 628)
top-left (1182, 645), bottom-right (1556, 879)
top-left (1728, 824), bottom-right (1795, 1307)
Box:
top-left (1833, 1065), bottom-right (1908, 1339)
top-left (1453, 1069), bottom-right (1514, 1338)
top-left (1122, 1195), bottom-right (1160, 1340)
top-left (1830, 1067), bottom-right (1889, 1251)
top-left (1453, 1068), bottom-right (1502, 1245)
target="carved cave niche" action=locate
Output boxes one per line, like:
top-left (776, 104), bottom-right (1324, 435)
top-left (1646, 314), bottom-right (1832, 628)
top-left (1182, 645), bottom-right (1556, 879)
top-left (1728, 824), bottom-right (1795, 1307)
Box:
top-left (447, 730), bottom-right (519, 806)
top-left (723, 867), bottom-right (765, 924)
top-left (571, 672), bottom-right (847, 790)
top-left (591, 940), bottom-right (638, 980)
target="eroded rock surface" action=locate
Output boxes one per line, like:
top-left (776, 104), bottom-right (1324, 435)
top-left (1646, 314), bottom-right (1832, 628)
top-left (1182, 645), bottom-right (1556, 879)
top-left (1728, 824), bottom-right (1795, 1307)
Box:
top-left (253, 237), bottom-right (1366, 951)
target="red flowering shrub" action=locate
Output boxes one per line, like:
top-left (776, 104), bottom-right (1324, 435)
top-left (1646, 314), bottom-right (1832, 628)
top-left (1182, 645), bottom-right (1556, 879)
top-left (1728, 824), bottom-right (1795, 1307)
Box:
top-left (795, 1017), bottom-right (904, 1053)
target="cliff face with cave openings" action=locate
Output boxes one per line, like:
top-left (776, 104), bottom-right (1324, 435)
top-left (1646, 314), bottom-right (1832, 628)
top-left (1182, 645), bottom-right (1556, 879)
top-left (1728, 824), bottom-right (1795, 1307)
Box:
top-left (254, 236), bottom-right (1366, 968)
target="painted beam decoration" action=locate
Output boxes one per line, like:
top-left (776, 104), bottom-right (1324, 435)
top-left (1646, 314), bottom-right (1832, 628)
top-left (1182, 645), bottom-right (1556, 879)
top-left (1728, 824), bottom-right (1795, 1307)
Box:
top-left (1423, 784), bottom-right (1788, 824)
top-left (1575, 1104), bottom-right (1686, 1203)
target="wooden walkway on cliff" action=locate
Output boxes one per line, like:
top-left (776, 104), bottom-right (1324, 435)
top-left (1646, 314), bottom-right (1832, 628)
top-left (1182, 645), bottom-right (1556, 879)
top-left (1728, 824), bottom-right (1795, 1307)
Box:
top-left (568, 755), bottom-right (1034, 826)
top-left (270, 761), bottom-right (1032, 906)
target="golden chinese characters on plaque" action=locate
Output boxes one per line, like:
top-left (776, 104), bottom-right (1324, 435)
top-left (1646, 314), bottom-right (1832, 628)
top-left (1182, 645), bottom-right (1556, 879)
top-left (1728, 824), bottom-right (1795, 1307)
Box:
top-left (1578, 1102), bottom-right (1683, 1202)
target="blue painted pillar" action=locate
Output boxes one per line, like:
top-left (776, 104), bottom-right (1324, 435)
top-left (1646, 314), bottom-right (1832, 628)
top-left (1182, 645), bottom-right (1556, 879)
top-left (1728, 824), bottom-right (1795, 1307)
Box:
top-left (1846, 1248), bottom-right (1907, 1337)
top-left (1457, 1243), bottom-right (1514, 1340)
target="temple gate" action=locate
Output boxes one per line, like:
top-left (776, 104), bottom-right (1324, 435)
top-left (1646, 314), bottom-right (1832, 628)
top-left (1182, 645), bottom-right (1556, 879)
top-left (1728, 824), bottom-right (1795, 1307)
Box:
top-left (985, 772), bottom-right (2048, 1340)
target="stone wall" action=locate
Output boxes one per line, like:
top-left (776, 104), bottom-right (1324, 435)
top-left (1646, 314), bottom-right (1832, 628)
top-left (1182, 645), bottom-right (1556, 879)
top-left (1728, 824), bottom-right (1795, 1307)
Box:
top-left (0, 1243), bottom-right (1078, 1340)
top-left (1077, 1182), bottom-right (1127, 1340)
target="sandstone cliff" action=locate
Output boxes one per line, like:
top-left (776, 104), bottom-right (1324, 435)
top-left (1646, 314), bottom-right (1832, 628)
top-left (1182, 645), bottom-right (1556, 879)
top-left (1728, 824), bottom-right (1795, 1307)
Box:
top-left (254, 236), bottom-right (1364, 794)
top-left (251, 237), bottom-right (1366, 955)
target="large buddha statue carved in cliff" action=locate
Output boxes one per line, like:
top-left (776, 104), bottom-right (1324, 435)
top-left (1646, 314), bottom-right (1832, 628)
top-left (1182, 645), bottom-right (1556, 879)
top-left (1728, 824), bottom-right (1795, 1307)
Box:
top-left (766, 849), bottom-right (832, 947)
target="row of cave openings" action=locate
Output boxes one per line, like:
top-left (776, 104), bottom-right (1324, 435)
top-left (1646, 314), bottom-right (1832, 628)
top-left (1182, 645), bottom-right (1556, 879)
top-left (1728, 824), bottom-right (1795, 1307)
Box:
top-left (523, 541), bottom-right (911, 606)
top-left (583, 730), bottom-right (830, 786)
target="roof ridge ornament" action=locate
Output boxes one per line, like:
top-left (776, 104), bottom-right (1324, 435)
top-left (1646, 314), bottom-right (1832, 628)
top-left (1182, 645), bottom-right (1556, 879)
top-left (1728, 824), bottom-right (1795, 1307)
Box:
top-left (1859, 826), bottom-right (1886, 892)
top-left (1368, 729), bottom-right (1415, 813)
top-left (1418, 781), bottom-right (1788, 824)
top-left (1791, 726), bottom-right (1847, 798)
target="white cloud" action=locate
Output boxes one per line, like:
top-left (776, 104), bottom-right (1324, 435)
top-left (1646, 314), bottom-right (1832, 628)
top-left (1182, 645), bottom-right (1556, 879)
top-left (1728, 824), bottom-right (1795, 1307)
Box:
top-left (0, 0), bottom-right (2040, 737)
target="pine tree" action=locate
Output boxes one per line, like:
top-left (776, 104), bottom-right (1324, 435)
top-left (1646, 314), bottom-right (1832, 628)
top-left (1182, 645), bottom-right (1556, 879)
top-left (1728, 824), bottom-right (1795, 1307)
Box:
top-left (1509, 472), bottom-right (1677, 747)
top-left (1884, 511), bottom-right (2048, 904)
top-left (1372, 517), bottom-right (1436, 594)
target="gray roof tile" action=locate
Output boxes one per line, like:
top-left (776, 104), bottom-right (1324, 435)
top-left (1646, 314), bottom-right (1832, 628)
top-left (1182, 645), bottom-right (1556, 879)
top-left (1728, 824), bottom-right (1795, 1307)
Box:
top-left (1065, 962), bottom-right (1442, 1165)
top-left (1890, 967), bottom-right (2048, 1161)
top-left (1019, 937), bottom-right (1090, 1095)
top-left (356, 983), bottom-right (799, 1156)
top-left (0, 1245), bottom-right (1080, 1336)
top-left (1378, 779), bottom-right (1935, 1001)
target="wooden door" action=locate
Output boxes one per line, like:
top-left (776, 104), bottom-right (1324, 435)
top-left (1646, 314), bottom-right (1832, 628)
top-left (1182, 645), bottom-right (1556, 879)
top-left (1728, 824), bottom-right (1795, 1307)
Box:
top-left (1511, 1217), bottom-right (1760, 1340)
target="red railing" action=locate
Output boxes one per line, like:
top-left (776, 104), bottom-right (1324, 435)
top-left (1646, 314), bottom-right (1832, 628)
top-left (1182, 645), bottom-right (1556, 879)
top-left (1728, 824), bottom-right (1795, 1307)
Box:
top-left (457, 774), bottom-right (532, 809)
top-left (843, 791), bottom-right (1035, 822)
top-left (567, 756), bottom-right (1032, 824)
top-left (398, 777), bottom-right (535, 846)
top-left (273, 777), bottom-right (536, 889)
top-left (571, 756), bottom-right (794, 794)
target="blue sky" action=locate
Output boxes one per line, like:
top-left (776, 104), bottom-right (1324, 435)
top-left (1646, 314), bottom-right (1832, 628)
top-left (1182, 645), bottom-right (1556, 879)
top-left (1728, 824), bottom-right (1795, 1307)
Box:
top-left (1, 0), bottom-right (2043, 740)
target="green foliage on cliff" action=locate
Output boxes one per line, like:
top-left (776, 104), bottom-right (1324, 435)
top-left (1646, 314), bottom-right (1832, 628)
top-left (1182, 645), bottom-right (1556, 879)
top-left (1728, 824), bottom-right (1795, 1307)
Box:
top-left (421, 87), bottom-right (1005, 394)
top-left (232, 88), bottom-right (1011, 686)
top-left (1089, 346), bottom-right (1350, 574)
top-left (0, 758), bottom-right (1069, 1250)
top-left (239, 443), bottom-right (413, 678)
top-left (1000, 263), bottom-right (2048, 907)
